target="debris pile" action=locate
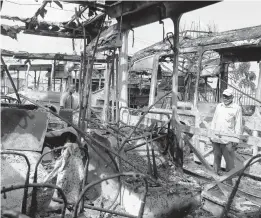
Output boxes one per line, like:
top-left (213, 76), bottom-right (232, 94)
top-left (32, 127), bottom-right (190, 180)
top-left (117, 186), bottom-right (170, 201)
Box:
top-left (1, 1), bottom-right (261, 217)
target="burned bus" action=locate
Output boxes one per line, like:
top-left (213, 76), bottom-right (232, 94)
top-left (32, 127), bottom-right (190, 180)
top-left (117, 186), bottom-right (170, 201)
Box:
top-left (124, 25), bottom-right (261, 169)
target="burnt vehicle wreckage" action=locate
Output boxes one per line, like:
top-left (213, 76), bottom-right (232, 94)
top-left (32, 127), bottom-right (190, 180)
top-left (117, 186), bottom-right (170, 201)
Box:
top-left (1, 1), bottom-right (261, 218)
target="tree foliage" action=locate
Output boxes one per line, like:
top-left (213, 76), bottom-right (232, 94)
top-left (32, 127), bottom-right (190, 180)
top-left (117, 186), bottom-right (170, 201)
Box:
top-left (229, 62), bottom-right (256, 91)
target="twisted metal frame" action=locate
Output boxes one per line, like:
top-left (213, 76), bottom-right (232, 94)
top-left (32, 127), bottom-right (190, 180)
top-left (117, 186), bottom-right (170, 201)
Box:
top-left (220, 154), bottom-right (261, 218)
top-left (30, 145), bottom-right (89, 218)
top-left (20, 94), bottom-right (166, 190)
top-left (1, 183), bottom-right (68, 218)
top-left (1, 151), bottom-right (31, 214)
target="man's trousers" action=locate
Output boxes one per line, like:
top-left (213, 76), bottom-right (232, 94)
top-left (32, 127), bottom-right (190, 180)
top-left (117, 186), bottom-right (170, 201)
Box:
top-left (212, 142), bottom-right (235, 173)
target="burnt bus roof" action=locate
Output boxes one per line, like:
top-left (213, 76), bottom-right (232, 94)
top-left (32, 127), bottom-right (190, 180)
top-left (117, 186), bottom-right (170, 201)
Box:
top-left (131, 25), bottom-right (261, 64)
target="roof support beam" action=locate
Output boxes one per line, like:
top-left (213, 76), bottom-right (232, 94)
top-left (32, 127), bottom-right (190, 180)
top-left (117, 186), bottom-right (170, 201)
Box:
top-left (23, 29), bottom-right (83, 39)
top-left (107, 1), bottom-right (159, 18)
top-left (60, 0), bottom-right (108, 10)
top-left (1, 22), bottom-right (84, 39)
top-left (1, 49), bottom-right (107, 63)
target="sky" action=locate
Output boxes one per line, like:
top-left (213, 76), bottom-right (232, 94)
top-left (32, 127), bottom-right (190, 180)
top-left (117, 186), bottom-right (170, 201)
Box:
top-left (1, 0), bottom-right (261, 72)
top-left (128, 1), bottom-right (261, 55)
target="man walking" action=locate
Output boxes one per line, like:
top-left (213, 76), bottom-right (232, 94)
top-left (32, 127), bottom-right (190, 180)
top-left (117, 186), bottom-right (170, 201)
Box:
top-left (59, 84), bottom-right (77, 124)
top-left (60, 84), bottom-right (76, 110)
top-left (211, 89), bottom-right (243, 176)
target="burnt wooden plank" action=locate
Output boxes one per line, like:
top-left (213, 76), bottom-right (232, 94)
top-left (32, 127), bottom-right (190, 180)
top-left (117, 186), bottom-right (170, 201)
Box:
top-left (184, 135), bottom-right (213, 171)
top-left (179, 124), bottom-right (261, 148)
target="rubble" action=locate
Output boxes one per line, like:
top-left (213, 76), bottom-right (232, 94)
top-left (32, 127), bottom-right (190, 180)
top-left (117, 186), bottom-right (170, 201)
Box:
top-left (1, 133), bottom-right (40, 150)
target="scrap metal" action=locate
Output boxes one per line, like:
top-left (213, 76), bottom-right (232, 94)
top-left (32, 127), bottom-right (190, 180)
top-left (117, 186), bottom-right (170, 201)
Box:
top-left (81, 14), bottom-right (106, 128)
top-left (0, 151), bottom-right (31, 214)
top-left (1, 3), bottom-right (108, 39)
top-left (1, 183), bottom-right (68, 218)
top-left (30, 146), bottom-right (89, 217)
top-left (221, 154), bottom-right (261, 218)
top-left (118, 90), bottom-right (172, 152)
top-left (18, 94), bottom-right (166, 188)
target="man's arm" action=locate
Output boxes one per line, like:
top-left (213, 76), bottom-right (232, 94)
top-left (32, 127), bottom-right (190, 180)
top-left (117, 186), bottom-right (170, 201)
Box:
top-left (60, 92), bottom-right (68, 109)
top-left (211, 104), bottom-right (220, 130)
top-left (235, 106), bottom-right (243, 135)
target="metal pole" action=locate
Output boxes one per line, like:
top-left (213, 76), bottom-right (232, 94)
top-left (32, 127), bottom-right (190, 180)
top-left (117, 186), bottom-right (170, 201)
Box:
top-left (115, 54), bottom-right (120, 123)
top-left (119, 31), bottom-right (130, 109)
top-left (171, 15), bottom-right (181, 109)
top-left (171, 14), bottom-right (183, 173)
top-left (53, 64), bottom-right (56, 91)
top-left (81, 57), bottom-right (89, 129)
top-left (193, 49), bottom-right (204, 107)
top-left (111, 54), bottom-right (115, 123)
top-left (82, 15), bottom-right (106, 128)
top-left (80, 28), bottom-right (87, 129)
top-left (103, 56), bottom-right (114, 123)
top-left (148, 53), bottom-right (163, 106)
top-left (50, 60), bottom-right (55, 91)
top-left (78, 54), bottom-right (83, 128)
top-left (26, 62), bottom-right (31, 89)
top-left (98, 72), bottom-right (102, 89)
